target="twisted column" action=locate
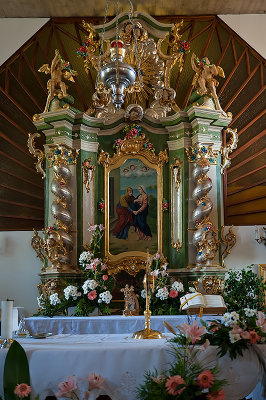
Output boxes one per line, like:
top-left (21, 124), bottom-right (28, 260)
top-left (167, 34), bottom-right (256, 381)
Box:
top-left (191, 157), bottom-right (219, 266)
top-left (48, 145), bottom-right (77, 269)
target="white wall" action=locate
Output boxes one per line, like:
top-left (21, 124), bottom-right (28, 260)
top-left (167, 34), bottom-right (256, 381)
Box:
top-left (224, 226), bottom-right (266, 270)
top-left (0, 231), bottom-right (40, 316)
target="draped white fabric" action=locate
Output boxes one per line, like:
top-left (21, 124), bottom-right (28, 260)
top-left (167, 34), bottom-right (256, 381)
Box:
top-left (0, 334), bottom-right (265, 400)
top-left (25, 315), bottom-right (217, 335)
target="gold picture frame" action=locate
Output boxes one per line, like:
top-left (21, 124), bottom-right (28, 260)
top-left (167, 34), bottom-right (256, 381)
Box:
top-left (258, 264), bottom-right (266, 305)
top-left (98, 132), bottom-right (168, 275)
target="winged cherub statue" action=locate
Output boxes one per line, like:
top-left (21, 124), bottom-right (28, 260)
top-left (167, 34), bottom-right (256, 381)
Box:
top-left (191, 53), bottom-right (226, 116)
top-left (39, 49), bottom-right (77, 113)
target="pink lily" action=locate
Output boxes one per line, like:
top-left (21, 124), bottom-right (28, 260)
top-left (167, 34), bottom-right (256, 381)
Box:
top-left (256, 311), bottom-right (266, 333)
top-left (178, 320), bottom-right (206, 343)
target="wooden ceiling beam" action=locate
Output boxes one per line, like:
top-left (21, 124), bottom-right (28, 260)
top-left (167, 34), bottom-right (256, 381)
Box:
top-left (32, 39), bottom-right (39, 69)
top-left (0, 198), bottom-right (43, 211)
top-left (227, 194), bottom-right (266, 207)
top-left (0, 110), bottom-right (28, 136)
top-left (227, 179), bottom-right (266, 197)
top-left (231, 37), bottom-right (237, 64)
top-left (237, 109), bottom-right (265, 136)
top-left (8, 66), bottom-right (43, 112)
top-left (218, 48), bottom-right (246, 96)
top-left (215, 24), bottom-right (223, 53)
top-left (227, 165), bottom-right (265, 185)
top-left (260, 64), bottom-right (264, 89)
top-left (22, 53), bottom-right (48, 95)
top-left (5, 66), bottom-right (10, 94)
top-left (224, 62), bottom-right (262, 111)
top-left (230, 86), bottom-right (265, 125)
top-left (0, 130), bottom-right (34, 160)
top-left (0, 169), bottom-right (43, 190)
top-left (0, 214), bottom-right (44, 221)
top-left (246, 50), bottom-right (250, 75)
top-left (0, 183), bottom-right (44, 200)
top-left (0, 86), bottom-right (33, 122)
top-left (56, 25), bottom-right (80, 43)
top-left (227, 209), bottom-right (266, 217)
top-left (217, 34), bottom-right (232, 66)
top-left (228, 148), bottom-right (266, 173)
top-left (200, 19), bottom-right (216, 58)
top-left (231, 129), bottom-right (265, 159)
top-left (0, 150), bottom-right (39, 175)
top-left (189, 21), bottom-right (213, 42)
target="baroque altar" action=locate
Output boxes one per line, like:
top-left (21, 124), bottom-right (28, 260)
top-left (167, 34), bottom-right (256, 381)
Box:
top-left (28, 12), bottom-right (238, 302)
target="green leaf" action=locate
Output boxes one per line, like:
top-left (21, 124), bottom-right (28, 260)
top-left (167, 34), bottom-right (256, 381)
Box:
top-left (4, 340), bottom-right (30, 400)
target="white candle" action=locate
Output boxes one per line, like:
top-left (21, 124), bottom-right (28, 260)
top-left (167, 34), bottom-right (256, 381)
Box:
top-left (1, 300), bottom-right (14, 339)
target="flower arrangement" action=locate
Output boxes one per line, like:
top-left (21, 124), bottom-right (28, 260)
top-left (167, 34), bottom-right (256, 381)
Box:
top-left (37, 225), bottom-right (114, 317)
top-left (12, 373), bottom-right (105, 400)
top-left (199, 309), bottom-right (266, 360)
top-left (223, 266), bottom-right (266, 312)
top-left (56, 373), bottom-right (104, 400)
top-left (113, 124), bottom-right (155, 153)
top-left (137, 320), bottom-right (226, 400)
top-left (140, 252), bottom-right (185, 315)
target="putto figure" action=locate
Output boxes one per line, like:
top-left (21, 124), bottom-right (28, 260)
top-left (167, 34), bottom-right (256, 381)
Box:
top-left (39, 49), bottom-right (77, 113)
top-left (145, 87), bottom-right (177, 119)
top-left (191, 53), bottom-right (226, 116)
top-left (86, 83), bottom-right (122, 120)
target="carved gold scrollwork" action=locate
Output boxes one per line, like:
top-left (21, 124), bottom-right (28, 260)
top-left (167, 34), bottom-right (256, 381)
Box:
top-left (82, 158), bottom-right (95, 193)
top-left (220, 128), bottom-right (238, 175)
top-left (221, 225), bottom-right (236, 267)
top-left (27, 133), bottom-right (46, 179)
top-left (171, 158), bottom-right (182, 191)
top-left (157, 21), bottom-right (185, 89)
top-left (189, 276), bottom-right (224, 295)
top-left (171, 158), bottom-right (183, 252)
top-left (105, 256), bottom-right (147, 276)
top-left (99, 133), bottom-right (168, 168)
top-left (31, 228), bottom-right (68, 271)
top-left (172, 240), bottom-right (183, 253)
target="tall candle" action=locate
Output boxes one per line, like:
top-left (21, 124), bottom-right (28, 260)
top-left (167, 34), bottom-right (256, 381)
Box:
top-left (1, 300), bottom-right (14, 339)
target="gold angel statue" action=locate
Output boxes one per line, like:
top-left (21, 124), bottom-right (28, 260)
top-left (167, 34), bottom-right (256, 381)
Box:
top-left (191, 53), bottom-right (226, 116)
top-left (39, 49), bottom-right (77, 113)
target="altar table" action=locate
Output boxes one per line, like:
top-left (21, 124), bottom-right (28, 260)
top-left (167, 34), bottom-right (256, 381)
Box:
top-left (0, 334), bottom-right (265, 400)
top-left (24, 315), bottom-right (217, 335)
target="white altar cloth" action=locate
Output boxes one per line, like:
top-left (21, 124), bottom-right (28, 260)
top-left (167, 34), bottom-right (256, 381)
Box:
top-left (0, 334), bottom-right (265, 400)
top-left (25, 315), bottom-right (217, 335)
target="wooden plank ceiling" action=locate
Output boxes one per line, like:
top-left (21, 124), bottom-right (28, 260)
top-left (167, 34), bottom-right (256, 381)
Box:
top-left (0, 15), bottom-right (265, 230)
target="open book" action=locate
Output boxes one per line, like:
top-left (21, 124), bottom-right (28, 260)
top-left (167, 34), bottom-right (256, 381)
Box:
top-left (180, 293), bottom-right (226, 315)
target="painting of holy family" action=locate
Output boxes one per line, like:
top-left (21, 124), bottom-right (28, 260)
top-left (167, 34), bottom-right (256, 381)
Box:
top-left (109, 158), bottom-right (158, 255)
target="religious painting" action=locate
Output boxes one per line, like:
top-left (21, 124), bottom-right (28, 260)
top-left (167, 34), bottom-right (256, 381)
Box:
top-left (109, 158), bottom-right (158, 255)
top-left (98, 139), bottom-right (168, 275)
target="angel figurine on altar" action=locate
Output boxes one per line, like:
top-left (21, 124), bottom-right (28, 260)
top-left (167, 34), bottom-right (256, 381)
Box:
top-left (191, 53), bottom-right (227, 116)
top-left (39, 49), bottom-right (77, 113)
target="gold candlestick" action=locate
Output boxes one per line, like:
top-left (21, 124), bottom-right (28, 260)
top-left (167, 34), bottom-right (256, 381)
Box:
top-left (133, 250), bottom-right (162, 339)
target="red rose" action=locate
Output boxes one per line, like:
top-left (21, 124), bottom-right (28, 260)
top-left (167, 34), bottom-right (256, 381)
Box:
top-left (78, 46), bottom-right (86, 53)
